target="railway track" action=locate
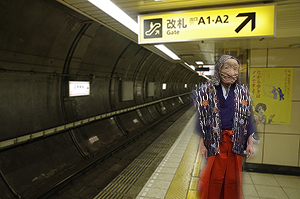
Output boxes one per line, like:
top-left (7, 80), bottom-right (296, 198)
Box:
top-left (33, 104), bottom-right (193, 199)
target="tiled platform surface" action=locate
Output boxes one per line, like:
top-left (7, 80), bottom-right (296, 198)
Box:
top-left (242, 172), bottom-right (300, 199)
top-left (94, 106), bottom-right (300, 199)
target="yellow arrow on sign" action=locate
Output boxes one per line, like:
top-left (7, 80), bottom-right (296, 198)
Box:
top-left (138, 4), bottom-right (276, 44)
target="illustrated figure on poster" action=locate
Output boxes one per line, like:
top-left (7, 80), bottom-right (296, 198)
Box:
top-left (254, 103), bottom-right (275, 125)
top-left (265, 85), bottom-right (285, 101)
top-left (277, 87), bottom-right (284, 100)
top-left (254, 103), bottom-right (267, 124)
top-left (271, 86), bottom-right (278, 100)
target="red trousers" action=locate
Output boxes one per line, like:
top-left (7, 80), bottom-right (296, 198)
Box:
top-left (197, 130), bottom-right (243, 199)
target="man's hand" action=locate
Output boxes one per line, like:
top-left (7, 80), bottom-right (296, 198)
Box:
top-left (200, 138), bottom-right (208, 159)
top-left (246, 144), bottom-right (254, 159)
top-left (246, 135), bottom-right (254, 159)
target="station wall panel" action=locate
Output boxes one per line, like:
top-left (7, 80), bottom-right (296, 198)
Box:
top-left (263, 133), bottom-right (299, 166)
top-left (292, 68), bottom-right (300, 100)
top-left (268, 48), bottom-right (300, 67)
top-left (250, 49), bottom-right (268, 67)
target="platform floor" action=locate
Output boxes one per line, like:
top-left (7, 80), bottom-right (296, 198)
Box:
top-left (94, 107), bottom-right (300, 199)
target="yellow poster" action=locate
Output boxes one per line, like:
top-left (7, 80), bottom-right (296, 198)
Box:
top-left (250, 68), bottom-right (293, 125)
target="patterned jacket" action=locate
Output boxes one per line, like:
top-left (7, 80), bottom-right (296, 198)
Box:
top-left (196, 81), bottom-right (254, 156)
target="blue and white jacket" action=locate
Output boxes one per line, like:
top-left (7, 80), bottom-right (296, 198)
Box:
top-left (195, 81), bottom-right (255, 156)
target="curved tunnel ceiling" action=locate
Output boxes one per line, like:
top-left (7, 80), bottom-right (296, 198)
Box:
top-left (0, 0), bottom-right (204, 198)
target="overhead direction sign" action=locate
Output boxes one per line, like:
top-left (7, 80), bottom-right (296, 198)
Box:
top-left (195, 67), bottom-right (210, 71)
top-left (138, 4), bottom-right (276, 44)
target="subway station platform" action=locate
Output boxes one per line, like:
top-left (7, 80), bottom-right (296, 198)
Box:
top-left (93, 107), bottom-right (300, 199)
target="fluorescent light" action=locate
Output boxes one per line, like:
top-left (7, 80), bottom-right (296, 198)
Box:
top-left (88, 0), bottom-right (138, 34)
top-left (200, 75), bottom-right (210, 80)
top-left (196, 61), bottom-right (204, 65)
top-left (184, 62), bottom-right (195, 70)
top-left (88, 0), bottom-right (180, 61)
top-left (162, 83), bottom-right (167, 90)
top-left (155, 44), bottom-right (180, 60)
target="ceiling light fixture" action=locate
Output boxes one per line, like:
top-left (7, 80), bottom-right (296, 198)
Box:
top-left (89, 0), bottom-right (180, 61)
top-left (196, 61), bottom-right (204, 65)
top-left (201, 75), bottom-right (211, 80)
top-left (180, 54), bottom-right (194, 58)
top-left (184, 62), bottom-right (195, 70)
top-left (88, 0), bottom-right (139, 34)
top-left (154, 44), bottom-right (180, 60)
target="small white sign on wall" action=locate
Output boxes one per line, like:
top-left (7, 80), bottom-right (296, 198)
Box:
top-left (89, 136), bottom-right (99, 144)
top-left (69, 81), bottom-right (90, 97)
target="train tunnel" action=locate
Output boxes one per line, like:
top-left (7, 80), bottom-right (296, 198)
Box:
top-left (1, 0), bottom-right (300, 199)
top-left (0, 0), bottom-right (203, 198)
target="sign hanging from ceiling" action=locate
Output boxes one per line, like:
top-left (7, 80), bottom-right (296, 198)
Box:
top-left (138, 4), bottom-right (276, 44)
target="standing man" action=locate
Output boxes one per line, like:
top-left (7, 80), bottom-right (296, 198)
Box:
top-left (196, 55), bottom-right (255, 199)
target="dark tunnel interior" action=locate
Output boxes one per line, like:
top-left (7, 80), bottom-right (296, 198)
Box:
top-left (0, 0), bottom-right (203, 198)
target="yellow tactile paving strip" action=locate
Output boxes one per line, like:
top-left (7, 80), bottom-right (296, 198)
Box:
top-left (165, 132), bottom-right (201, 199)
top-left (136, 112), bottom-right (202, 199)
